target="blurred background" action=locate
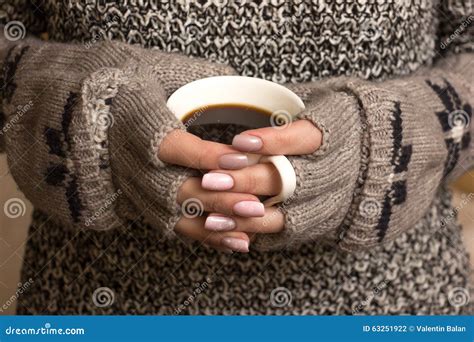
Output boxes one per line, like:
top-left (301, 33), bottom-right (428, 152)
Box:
top-left (1, 154), bottom-right (473, 314)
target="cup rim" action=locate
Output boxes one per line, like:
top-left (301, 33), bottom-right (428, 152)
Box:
top-left (167, 75), bottom-right (305, 120)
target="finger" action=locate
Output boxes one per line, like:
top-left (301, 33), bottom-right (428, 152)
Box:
top-left (231, 119), bottom-right (322, 155)
top-left (178, 178), bottom-right (265, 217)
top-left (175, 216), bottom-right (250, 252)
top-left (204, 207), bottom-right (285, 234)
top-left (159, 129), bottom-right (249, 170)
top-left (201, 163), bottom-right (281, 196)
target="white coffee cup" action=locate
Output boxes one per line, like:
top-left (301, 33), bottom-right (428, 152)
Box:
top-left (167, 76), bottom-right (305, 206)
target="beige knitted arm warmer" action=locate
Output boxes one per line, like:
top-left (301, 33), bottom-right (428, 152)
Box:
top-left (0, 34), bottom-right (235, 233)
top-left (254, 52), bottom-right (473, 252)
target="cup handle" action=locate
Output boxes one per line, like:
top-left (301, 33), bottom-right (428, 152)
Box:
top-left (257, 155), bottom-right (296, 207)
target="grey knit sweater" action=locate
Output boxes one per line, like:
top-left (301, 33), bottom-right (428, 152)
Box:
top-left (0, 0), bottom-right (473, 314)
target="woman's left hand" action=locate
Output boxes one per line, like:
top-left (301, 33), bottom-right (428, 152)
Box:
top-left (202, 120), bottom-right (322, 235)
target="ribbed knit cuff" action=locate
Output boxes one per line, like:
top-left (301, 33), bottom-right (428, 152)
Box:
top-left (1, 34), bottom-right (237, 234)
top-left (254, 71), bottom-right (467, 252)
top-left (100, 65), bottom-right (191, 235)
top-left (253, 86), bottom-right (363, 251)
top-left (335, 79), bottom-right (448, 250)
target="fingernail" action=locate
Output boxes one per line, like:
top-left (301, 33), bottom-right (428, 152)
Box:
top-left (205, 215), bottom-right (236, 231)
top-left (221, 237), bottom-right (249, 253)
top-left (232, 134), bottom-right (263, 152)
top-left (202, 173), bottom-right (234, 191)
top-left (233, 201), bottom-right (265, 217)
top-left (218, 153), bottom-right (248, 170)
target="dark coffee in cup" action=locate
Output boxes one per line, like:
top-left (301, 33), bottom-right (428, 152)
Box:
top-left (183, 104), bottom-right (273, 129)
top-left (166, 76), bottom-right (304, 206)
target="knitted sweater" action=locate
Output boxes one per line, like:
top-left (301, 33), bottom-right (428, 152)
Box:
top-left (0, 0), bottom-right (473, 314)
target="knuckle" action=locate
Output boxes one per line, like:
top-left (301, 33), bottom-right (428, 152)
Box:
top-left (241, 171), bottom-right (258, 193)
top-left (206, 192), bottom-right (223, 213)
top-left (196, 143), bottom-right (209, 170)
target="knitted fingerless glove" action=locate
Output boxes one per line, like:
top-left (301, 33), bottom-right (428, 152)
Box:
top-left (0, 34), bottom-right (235, 234)
top-left (254, 53), bottom-right (473, 252)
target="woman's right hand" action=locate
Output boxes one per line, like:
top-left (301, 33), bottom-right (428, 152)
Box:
top-left (160, 129), bottom-right (286, 253)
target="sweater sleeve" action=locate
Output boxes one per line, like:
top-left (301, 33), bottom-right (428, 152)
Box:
top-left (0, 34), bottom-right (235, 232)
top-left (0, 0), bottom-right (46, 37)
top-left (436, 0), bottom-right (473, 55)
top-left (253, 52), bottom-right (473, 252)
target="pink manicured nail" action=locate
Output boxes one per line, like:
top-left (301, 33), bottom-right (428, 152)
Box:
top-left (205, 215), bottom-right (236, 231)
top-left (232, 134), bottom-right (263, 152)
top-left (202, 173), bottom-right (234, 191)
top-left (233, 201), bottom-right (265, 217)
top-left (221, 237), bottom-right (249, 253)
top-left (218, 153), bottom-right (248, 170)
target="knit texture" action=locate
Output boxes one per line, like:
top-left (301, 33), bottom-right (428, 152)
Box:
top-left (16, 188), bottom-right (473, 315)
top-left (0, 0), bottom-right (472, 314)
top-left (254, 54), bottom-right (473, 251)
top-left (0, 36), bottom-right (235, 233)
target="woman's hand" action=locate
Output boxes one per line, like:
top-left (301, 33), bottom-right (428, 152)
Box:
top-left (230, 120), bottom-right (322, 156)
top-left (158, 121), bottom-right (320, 252)
top-left (159, 121), bottom-right (321, 252)
top-left (202, 120), bottom-right (322, 230)
top-left (157, 129), bottom-right (270, 252)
